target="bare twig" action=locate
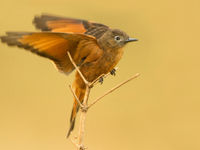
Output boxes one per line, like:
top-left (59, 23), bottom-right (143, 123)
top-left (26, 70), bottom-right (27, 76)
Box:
top-left (67, 52), bottom-right (139, 150)
top-left (88, 73), bottom-right (140, 108)
top-left (77, 86), bottom-right (90, 148)
top-left (92, 67), bottom-right (118, 86)
top-left (70, 137), bottom-right (79, 149)
top-left (67, 51), bottom-right (89, 85)
top-left (67, 52), bottom-right (91, 150)
top-left (90, 73), bottom-right (105, 86)
top-left (69, 85), bottom-right (84, 108)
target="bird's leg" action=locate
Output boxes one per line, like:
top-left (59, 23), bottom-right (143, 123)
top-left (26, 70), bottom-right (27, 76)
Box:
top-left (110, 68), bottom-right (116, 76)
top-left (91, 68), bottom-right (118, 86)
top-left (99, 77), bottom-right (104, 84)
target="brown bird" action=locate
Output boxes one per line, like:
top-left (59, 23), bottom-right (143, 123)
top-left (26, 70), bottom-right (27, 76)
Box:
top-left (0, 14), bottom-right (138, 137)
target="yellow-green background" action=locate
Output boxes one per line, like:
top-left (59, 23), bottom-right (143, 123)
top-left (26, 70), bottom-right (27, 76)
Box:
top-left (0, 0), bottom-right (199, 150)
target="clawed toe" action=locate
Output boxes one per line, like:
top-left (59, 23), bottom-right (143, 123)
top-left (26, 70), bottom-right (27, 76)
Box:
top-left (99, 77), bottom-right (104, 84)
top-left (110, 69), bottom-right (116, 76)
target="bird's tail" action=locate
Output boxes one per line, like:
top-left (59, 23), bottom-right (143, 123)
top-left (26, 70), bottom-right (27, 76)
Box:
top-left (67, 73), bottom-right (86, 137)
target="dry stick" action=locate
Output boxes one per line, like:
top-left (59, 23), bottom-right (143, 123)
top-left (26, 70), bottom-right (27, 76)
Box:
top-left (92, 67), bottom-right (119, 86)
top-left (70, 138), bottom-right (80, 149)
top-left (67, 52), bottom-right (91, 150)
top-left (69, 85), bottom-right (84, 108)
top-left (88, 73), bottom-right (140, 109)
top-left (67, 51), bottom-right (89, 85)
top-left (77, 86), bottom-right (90, 150)
top-left (67, 52), bottom-right (139, 150)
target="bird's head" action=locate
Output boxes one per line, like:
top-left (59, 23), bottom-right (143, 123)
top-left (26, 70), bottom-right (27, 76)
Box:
top-left (98, 29), bottom-right (138, 50)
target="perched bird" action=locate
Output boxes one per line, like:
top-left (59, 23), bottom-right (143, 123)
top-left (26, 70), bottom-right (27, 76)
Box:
top-left (0, 14), bottom-right (138, 137)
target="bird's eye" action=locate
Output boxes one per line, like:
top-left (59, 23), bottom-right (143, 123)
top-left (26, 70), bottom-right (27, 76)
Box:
top-left (114, 36), bottom-right (121, 41)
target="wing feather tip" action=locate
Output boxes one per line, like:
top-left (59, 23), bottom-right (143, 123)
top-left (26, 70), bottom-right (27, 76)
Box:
top-left (33, 15), bottom-right (50, 31)
top-left (0, 36), bottom-right (6, 43)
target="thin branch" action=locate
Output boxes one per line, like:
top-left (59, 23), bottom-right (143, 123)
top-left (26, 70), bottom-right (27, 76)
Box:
top-left (77, 110), bottom-right (87, 150)
top-left (77, 86), bottom-right (90, 149)
top-left (92, 67), bottom-right (119, 86)
top-left (70, 138), bottom-right (79, 149)
top-left (90, 74), bottom-right (105, 86)
top-left (69, 85), bottom-right (84, 108)
top-left (70, 137), bottom-right (87, 150)
top-left (88, 73), bottom-right (140, 108)
top-left (67, 50), bottom-right (140, 150)
top-left (67, 51), bottom-right (89, 85)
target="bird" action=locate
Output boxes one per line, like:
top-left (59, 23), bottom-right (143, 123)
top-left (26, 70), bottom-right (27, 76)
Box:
top-left (0, 14), bottom-right (138, 137)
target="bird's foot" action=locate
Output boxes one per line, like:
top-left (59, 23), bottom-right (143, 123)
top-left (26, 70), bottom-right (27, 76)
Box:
top-left (110, 68), bottom-right (116, 76)
top-left (99, 77), bottom-right (104, 84)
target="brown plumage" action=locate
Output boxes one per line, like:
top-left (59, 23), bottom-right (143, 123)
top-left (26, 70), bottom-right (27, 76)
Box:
top-left (0, 14), bottom-right (138, 137)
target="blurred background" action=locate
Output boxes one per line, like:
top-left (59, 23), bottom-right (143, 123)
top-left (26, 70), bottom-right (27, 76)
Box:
top-left (0, 0), bottom-right (200, 150)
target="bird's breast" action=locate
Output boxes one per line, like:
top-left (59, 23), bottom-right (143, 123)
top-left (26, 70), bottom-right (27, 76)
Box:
top-left (101, 48), bottom-right (124, 69)
top-left (83, 48), bottom-right (124, 82)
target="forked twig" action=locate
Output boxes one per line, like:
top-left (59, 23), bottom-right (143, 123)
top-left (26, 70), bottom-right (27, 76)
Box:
top-left (69, 85), bottom-right (84, 108)
top-left (67, 51), bottom-right (89, 85)
top-left (92, 67), bottom-right (119, 86)
top-left (88, 73), bottom-right (140, 108)
top-left (67, 52), bottom-right (139, 150)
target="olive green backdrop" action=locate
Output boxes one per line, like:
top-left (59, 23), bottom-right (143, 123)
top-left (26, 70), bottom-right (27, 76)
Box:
top-left (0, 0), bottom-right (199, 150)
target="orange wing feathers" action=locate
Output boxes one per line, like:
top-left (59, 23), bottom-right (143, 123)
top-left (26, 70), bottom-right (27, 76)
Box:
top-left (47, 20), bottom-right (86, 33)
top-left (33, 14), bottom-right (109, 39)
top-left (0, 32), bottom-right (100, 74)
top-left (0, 14), bottom-right (109, 137)
top-left (33, 14), bottom-right (89, 33)
top-left (19, 33), bottom-right (69, 59)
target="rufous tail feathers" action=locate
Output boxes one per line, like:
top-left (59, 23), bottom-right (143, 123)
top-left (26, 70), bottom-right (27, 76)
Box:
top-left (67, 72), bottom-right (86, 137)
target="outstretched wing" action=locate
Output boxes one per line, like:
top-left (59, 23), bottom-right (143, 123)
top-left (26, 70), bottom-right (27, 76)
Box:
top-left (0, 32), bottom-right (102, 74)
top-left (33, 14), bottom-right (109, 39)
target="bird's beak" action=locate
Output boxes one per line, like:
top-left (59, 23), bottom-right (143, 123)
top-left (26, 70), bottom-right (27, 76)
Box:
top-left (125, 38), bottom-right (138, 43)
